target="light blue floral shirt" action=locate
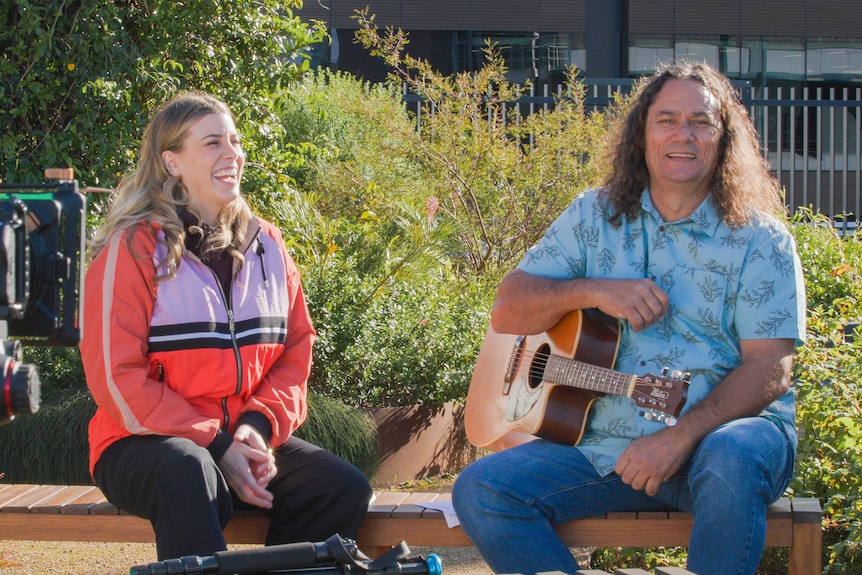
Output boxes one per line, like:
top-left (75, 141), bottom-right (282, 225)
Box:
top-left (517, 188), bottom-right (807, 475)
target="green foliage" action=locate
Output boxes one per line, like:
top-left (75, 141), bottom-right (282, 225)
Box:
top-left (294, 393), bottom-right (380, 477)
top-left (0, 389), bottom-right (93, 485)
top-left (272, 187), bottom-right (494, 407)
top-left (245, 68), bottom-right (425, 231)
top-left (590, 547), bottom-right (687, 571)
top-left (256, 21), bottom-right (608, 408)
top-left (789, 212), bottom-right (862, 574)
top-left (791, 208), bottom-right (862, 313)
top-left (247, 68), bottom-right (502, 408)
top-left (0, 0), bottom-right (325, 187)
top-left (349, 10), bottom-right (608, 276)
top-left (24, 346), bottom-right (85, 394)
top-left (0, 389), bottom-right (379, 483)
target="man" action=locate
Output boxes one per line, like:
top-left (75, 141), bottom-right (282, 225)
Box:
top-left (452, 61), bottom-right (806, 575)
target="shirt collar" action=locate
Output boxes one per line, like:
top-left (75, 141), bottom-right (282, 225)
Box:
top-left (640, 188), bottom-right (723, 237)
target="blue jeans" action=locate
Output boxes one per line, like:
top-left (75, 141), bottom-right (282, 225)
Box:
top-left (452, 417), bottom-right (795, 575)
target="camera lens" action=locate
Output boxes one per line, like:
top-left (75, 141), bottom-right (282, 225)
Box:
top-left (0, 356), bottom-right (40, 422)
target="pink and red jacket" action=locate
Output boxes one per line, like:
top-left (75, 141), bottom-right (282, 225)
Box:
top-left (80, 217), bottom-right (315, 475)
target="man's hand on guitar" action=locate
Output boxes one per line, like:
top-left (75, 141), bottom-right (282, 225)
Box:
top-left (593, 278), bottom-right (669, 332)
top-left (614, 427), bottom-right (698, 496)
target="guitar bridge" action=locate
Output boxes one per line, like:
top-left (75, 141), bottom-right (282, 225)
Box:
top-left (502, 336), bottom-right (526, 395)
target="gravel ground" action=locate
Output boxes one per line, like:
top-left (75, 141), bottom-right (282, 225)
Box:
top-left (0, 541), bottom-right (494, 575)
top-left (0, 540), bottom-right (597, 574)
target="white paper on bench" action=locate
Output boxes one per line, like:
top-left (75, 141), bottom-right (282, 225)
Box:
top-left (414, 501), bottom-right (460, 528)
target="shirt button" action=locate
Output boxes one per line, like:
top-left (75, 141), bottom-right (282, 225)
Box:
top-left (640, 361), bottom-right (647, 366)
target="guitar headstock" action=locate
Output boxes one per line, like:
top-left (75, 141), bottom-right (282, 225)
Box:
top-left (632, 368), bottom-right (689, 424)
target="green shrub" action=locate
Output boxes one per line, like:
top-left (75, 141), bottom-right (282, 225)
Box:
top-left (270, 187), bottom-right (494, 407)
top-left (1, 0), bottom-right (324, 188)
top-left (353, 11), bottom-right (607, 277)
top-left (590, 547), bottom-right (687, 572)
top-left (256, 26), bottom-right (608, 408)
top-left (789, 212), bottom-right (862, 574)
top-left (0, 389), bottom-right (379, 484)
top-left (0, 389), bottom-right (93, 485)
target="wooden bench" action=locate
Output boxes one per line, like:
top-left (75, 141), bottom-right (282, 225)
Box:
top-left (0, 484), bottom-right (821, 574)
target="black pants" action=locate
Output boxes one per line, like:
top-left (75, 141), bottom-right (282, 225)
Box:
top-left (93, 434), bottom-right (372, 560)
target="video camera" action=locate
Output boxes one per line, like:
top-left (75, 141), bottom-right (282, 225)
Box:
top-left (130, 534), bottom-right (443, 575)
top-left (0, 168), bottom-right (87, 426)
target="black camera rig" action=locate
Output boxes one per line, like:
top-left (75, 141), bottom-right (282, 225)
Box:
top-left (0, 168), bottom-right (87, 425)
top-left (130, 534), bottom-right (443, 575)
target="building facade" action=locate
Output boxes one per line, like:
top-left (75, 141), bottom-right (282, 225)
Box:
top-left (297, 0), bottom-right (862, 92)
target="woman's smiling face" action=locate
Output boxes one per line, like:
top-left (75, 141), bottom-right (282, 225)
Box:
top-left (162, 112), bottom-right (245, 225)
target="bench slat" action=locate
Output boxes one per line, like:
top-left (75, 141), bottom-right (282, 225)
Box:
top-left (60, 486), bottom-right (110, 515)
top-left (0, 484), bottom-right (41, 508)
top-left (0, 485), bottom-right (70, 513)
top-left (31, 485), bottom-right (99, 514)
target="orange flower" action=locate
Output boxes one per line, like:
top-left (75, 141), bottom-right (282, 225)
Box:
top-left (831, 264), bottom-right (852, 277)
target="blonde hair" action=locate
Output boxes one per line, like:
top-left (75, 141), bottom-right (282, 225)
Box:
top-left (600, 60), bottom-right (784, 227)
top-left (87, 92), bottom-right (252, 279)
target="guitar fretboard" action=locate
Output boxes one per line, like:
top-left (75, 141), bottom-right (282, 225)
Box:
top-left (544, 355), bottom-right (636, 397)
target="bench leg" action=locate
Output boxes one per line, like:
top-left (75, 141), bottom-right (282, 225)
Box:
top-left (789, 521), bottom-right (821, 575)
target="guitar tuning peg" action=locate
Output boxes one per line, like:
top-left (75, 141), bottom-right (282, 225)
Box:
top-left (664, 416), bottom-right (678, 427)
top-left (642, 410), bottom-right (656, 421)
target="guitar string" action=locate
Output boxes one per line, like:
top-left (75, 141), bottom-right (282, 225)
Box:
top-left (511, 347), bottom-right (674, 400)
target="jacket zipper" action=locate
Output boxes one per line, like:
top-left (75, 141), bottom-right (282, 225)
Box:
top-left (221, 306), bottom-right (242, 431)
top-left (217, 228), bottom-right (265, 430)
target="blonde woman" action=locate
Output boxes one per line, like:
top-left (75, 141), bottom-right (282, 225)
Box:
top-left (81, 93), bottom-right (371, 561)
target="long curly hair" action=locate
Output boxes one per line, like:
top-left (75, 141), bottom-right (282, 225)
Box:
top-left (600, 60), bottom-right (784, 227)
top-left (87, 92), bottom-right (252, 279)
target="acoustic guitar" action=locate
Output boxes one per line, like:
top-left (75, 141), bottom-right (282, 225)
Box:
top-left (465, 308), bottom-right (690, 452)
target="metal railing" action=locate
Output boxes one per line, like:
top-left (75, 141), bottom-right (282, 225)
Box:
top-left (755, 86), bottom-right (861, 229)
top-left (403, 81), bottom-right (862, 226)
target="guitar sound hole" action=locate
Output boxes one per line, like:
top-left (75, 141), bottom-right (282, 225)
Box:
top-left (528, 343), bottom-right (550, 389)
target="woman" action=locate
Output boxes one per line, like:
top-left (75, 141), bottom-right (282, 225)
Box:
top-left (80, 92), bottom-right (372, 560)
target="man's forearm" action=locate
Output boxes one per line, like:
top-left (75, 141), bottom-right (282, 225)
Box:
top-left (672, 339), bottom-right (794, 445)
top-left (490, 270), bottom-right (597, 335)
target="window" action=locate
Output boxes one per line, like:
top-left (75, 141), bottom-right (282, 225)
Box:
top-left (454, 31), bottom-right (582, 84)
top-left (628, 35), bottom-right (673, 75)
top-left (807, 38), bottom-right (862, 82)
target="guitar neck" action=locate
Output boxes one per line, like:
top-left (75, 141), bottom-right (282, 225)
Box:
top-left (545, 355), bottom-right (636, 397)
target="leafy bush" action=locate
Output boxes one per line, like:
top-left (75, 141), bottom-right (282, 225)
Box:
top-left (0, 0), bottom-right (325, 187)
top-left (0, 387), bottom-right (379, 484)
top-left (268, 186), bottom-right (493, 407)
top-left (350, 11), bottom-right (608, 276)
top-left (252, 23), bottom-right (609, 407)
top-left (790, 212), bottom-right (862, 574)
